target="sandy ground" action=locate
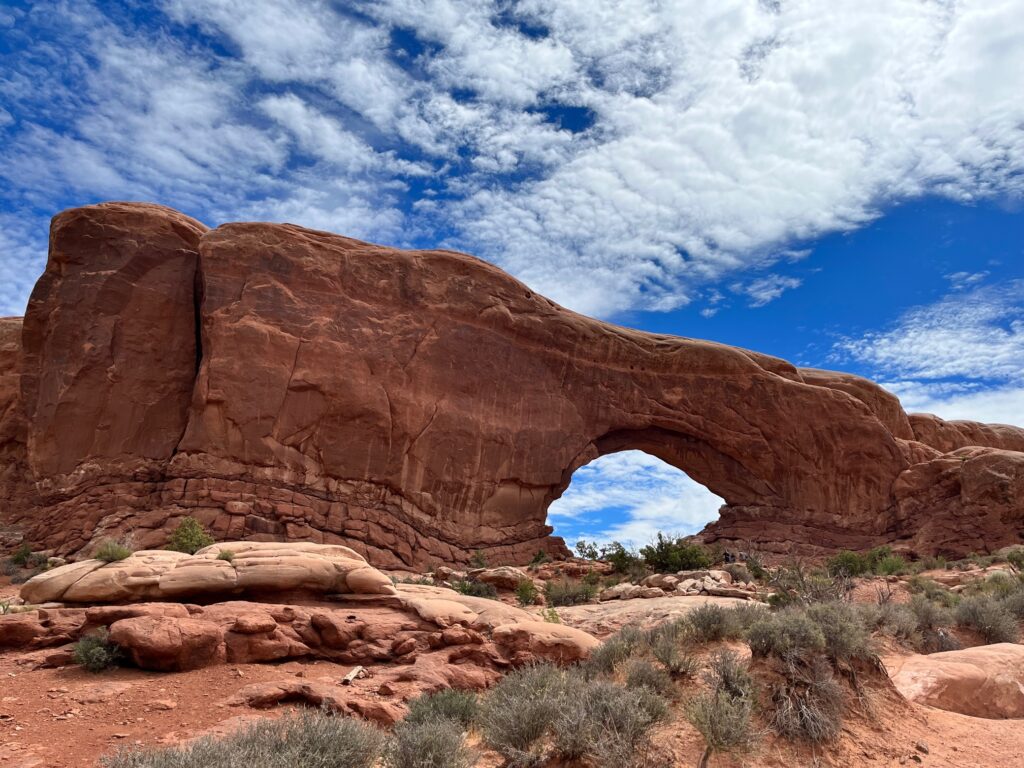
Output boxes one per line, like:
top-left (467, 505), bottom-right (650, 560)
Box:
top-left (2, 575), bottom-right (1023, 767)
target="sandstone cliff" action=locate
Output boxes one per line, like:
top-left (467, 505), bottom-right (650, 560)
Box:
top-left (1, 202), bottom-right (1021, 565)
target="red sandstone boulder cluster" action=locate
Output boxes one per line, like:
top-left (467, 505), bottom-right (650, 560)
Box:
top-left (0, 201), bottom-right (1022, 566)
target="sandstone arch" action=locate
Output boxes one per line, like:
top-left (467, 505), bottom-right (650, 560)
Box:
top-left (0, 202), bottom-right (1022, 566)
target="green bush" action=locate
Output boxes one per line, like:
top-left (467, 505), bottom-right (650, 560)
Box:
top-left (515, 579), bottom-right (539, 606)
top-left (705, 650), bottom-right (754, 700)
top-left (955, 595), bottom-right (1019, 643)
top-left (167, 517), bottom-right (214, 554)
top-left (871, 603), bottom-right (920, 643)
top-left (478, 664), bottom-right (564, 767)
top-left (405, 689), bottom-right (478, 728)
top-left (747, 609), bottom-right (825, 661)
top-left (1005, 548), bottom-right (1024, 570)
top-left (216, 550), bottom-right (235, 562)
top-left (451, 578), bottom-right (499, 599)
top-left (94, 541), bottom-right (132, 563)
top-left (10, 543), bottom-right (35, 567)
top-left (805, 602), bottom-right (874, 663)
top-left (602, 542), bottom-right (644, 575)
top-left (874, 554), bottom-right (909, 576)
top-left (385, 719), bottom-right (474, 768)
top-left (73, 629), bottom-right (122, 673)
top-left (639, 533), bottom-right (711, 573)
top-left (470, 550), bottom-right (488, 568)
top-left (100, 708), bottom-right (383, 767)
top-left (528, 550), bottom-right (550, 567)
top-left (826, 550), bottom-right (868, 578)
top-left (906, 576), bottom-right (959, 607)
top-left (767, 657), bottom-right (844, 743)
top-left (544, 579), bottom-right (596, 607)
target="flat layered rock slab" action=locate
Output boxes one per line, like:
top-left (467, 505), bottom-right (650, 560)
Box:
top-left (555, 595), bottom-right (758, 637)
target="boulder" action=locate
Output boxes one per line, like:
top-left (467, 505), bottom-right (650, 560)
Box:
top-left (470, 566), bottom-right (531, 590)
top-left (109, 616), bottom-right (226, 672)
top-left (887, 643), bottom-right (1024, 719)
top-left (599, 583), bottom-right (643, 601)
top-left (492, 620), bottom-right (599, 663)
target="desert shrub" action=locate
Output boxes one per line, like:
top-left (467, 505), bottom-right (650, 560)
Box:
top-left (767, 657), bottom-right (844, 744)
top-left (805, 602), bottom-right (874, 663)
top-left (1000, 584), bottom-right (1024, 619)
top-left (728, 602), bottom-right (769, 630)
top-left (648, 623), bottom-right (700, 678)
top-left (1005, 547), bottom-right (1024, 570)
top-left (544, 579), bottom-right (595, 607)
top-left (980, 572), bottom-right (1019, 599)
top-left (216, 550), bottom-right (235, 562)
top-left (767, 563), bottom-right (851, 607)
top-left (575, 540), bottom-right (601, 560)
top-left (874, 554), bottom-right (908, 576)
top-left (908, 595), bottom-right (960, 652)
top-left (1, 557), bottom-right (18, 576)
top-left (515, 579), bottom-right (540, 607)
top-left (686, 604), bottom-right (741, 643)
top-left (622, 658), bottom-right (675, 698)
top-left (640, 533), bottom-right (711, 573)
top-left (94, 541), bottom-right (132, 563)
top-left (583, 636), bottom-right (636, 678)
top-left (9, 568), bottom-right (43, 585)
top-left (552, 676), bottom-right (668, 767)
top-left (687, 651), bottom-right (756, 765)
top-left (478, 664), bottom-right (564, 767)
top-left (167, 517), bottom-right (214, 554)
top-left (602, 541), bottom-right (645, 576)
top-left (906, 576), bottom-right (959, 607)
top-left (405, 689), bottom-right (479, 728)
top-left (865, 602), bottom-right (919, 643)
top-left (470, 550), bottom-right (488, 568)
top-left (745, 551), bottom-right (769, 581)
top-left (705, 650), bottom-right (754, 700)
top-left (528, 550), bottom-right (550, 567)
top-left (101, 708), bottom-right (383, 768)
top-left (723, 562), bottom-right (753, 584)
top-left (826, 550), bottom-right (868, 578)
top-left (918, 555), bottom-right (947, 571)
top-left (451, 578), bottom-right (499, 599)
top-left (955, 595), bottom-right (1019, 643)
top-left (385, 718), bottom-right (474, 768)
top-left (747, 609), bottom-right (825, 662)
top-left (542, 607), bottom-right (561, 623)
top-left (10, 543), bottom-right (34, 567)
top-left (73, 629), bottom-right (122, 673)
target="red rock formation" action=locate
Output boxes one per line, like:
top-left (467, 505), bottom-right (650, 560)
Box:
top-left (1, 202), bottom-right (1022, 564)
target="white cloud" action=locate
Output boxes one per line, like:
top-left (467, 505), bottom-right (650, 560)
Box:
top-left (885, 381), bottom-right (1024, 427)
top-left (2, 0), bottom-right (1024, 319)
top-left (739, 274), bottom-right (802, 307)
top-left (834, 280), bottom-right (1024, 381)
top-left (547, 450), bottom-right (724, 547)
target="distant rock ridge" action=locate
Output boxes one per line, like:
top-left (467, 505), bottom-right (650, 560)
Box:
top-left (0, 202), bottom-right (1022, 565)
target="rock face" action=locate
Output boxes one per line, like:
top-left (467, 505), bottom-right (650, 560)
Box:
top-left (2, 202), bottom-right (1023, 565)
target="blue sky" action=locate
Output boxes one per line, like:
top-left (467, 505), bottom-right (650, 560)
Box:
top-left (1, 0), bottom-right (1022, 547)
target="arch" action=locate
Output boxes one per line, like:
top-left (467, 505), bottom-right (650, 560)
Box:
top-left (547, 426), bottom-right (782, 518)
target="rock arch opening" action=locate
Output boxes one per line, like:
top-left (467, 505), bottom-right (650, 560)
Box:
top-left (546, 449), bottom-right (725, 550)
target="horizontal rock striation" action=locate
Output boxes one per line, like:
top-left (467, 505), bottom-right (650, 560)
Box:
top-left (1, 202), bottom-right (1022, 564)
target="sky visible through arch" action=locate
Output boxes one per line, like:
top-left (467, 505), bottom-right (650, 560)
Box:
top-left (1, 1), bottom-right (1022, 547)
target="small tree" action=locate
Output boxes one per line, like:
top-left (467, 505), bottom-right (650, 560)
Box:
top-left (167, 517), bottom-right (214, 554)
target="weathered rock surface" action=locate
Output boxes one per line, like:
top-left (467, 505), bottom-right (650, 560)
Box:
top-left (2, 202), bottom-right (1024, 564)
top-left (19, 541), bottom-right (397, 604)
top-left (887, 644), bottom-right (1024, 719)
